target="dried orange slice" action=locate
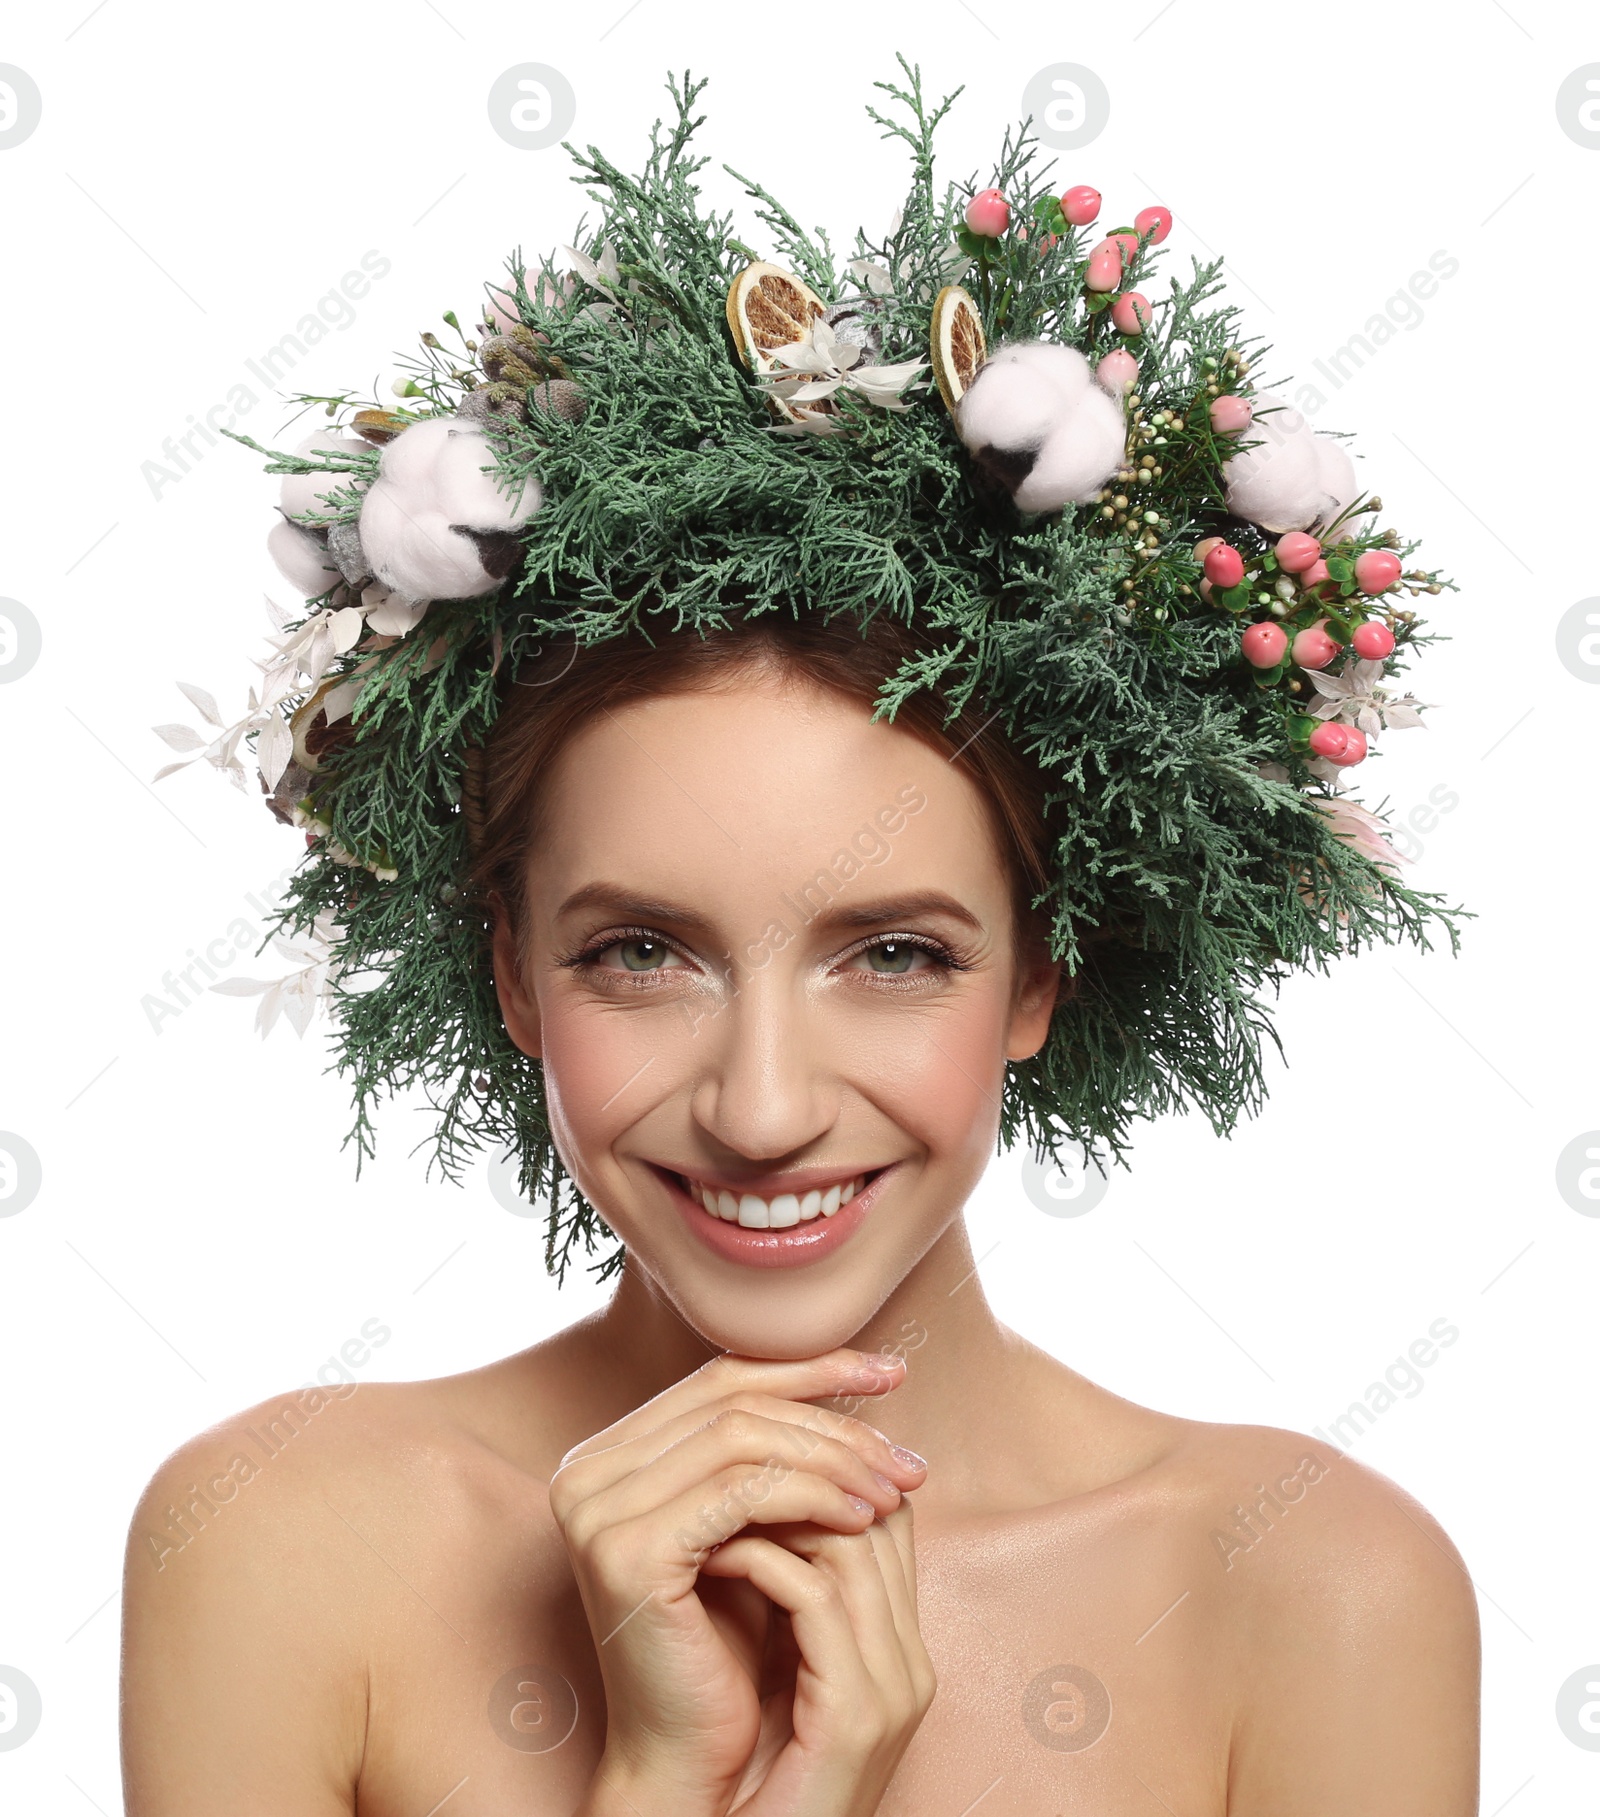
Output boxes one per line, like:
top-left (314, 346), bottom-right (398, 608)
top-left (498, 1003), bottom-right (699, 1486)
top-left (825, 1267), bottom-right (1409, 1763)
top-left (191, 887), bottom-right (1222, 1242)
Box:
top-left (349, 408), bottom-right (412, 445)
top-left (726, 259), bottom-right (828, 422)
top-left (929, 284), bottom-right (986, 413)
top-left (291, 677), bottom-right (358, 773)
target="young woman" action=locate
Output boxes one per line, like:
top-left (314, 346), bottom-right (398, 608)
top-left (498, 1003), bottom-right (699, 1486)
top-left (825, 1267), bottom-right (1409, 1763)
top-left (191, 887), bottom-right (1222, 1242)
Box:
top-left (122, 614), bottom-right (1479, 1816)
top-left (124, 69), bottom-right (1479, 1815)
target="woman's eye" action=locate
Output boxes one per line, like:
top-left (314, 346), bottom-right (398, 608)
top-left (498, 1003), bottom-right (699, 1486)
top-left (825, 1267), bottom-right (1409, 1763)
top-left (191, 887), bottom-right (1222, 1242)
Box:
top-left (598, 936), bottom-right (678, 972)
top-left (854, 939), bottom-right (933, 976)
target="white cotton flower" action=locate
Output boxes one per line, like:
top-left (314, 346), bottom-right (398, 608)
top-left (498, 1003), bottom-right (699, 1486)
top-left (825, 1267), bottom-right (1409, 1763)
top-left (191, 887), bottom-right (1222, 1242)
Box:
top-left (279, 432), bottom-right (367, 521)
top-left (1222, 394), bottom-right (1362, 535)
top-left (267, 518), bottom-right (340, 597)
top-left (955, 342), bottom-right (1125, 513)
top-left (357, 415), bottom-right (541, 603)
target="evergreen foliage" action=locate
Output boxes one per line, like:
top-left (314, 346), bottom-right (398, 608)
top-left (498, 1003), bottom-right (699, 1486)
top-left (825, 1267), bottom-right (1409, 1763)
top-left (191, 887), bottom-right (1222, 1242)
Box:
top-left (236, 62), bottom-right (1465, 1282)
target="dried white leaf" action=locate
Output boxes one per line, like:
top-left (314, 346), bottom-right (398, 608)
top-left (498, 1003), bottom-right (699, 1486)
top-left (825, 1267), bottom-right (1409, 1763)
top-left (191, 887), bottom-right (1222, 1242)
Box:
top-left (282, 988), bottom-right (317, 1038)
top-left (303, 629), bottom-right (333, 683)
top-left (789, 379), bottom-right (844, 402)
top-left (256, 981), bottom-right (285, 1036)
top-left (153, 723), bottom-right (206, 752)
top-left (176, 682), bottom-right (223, 726)
top-left (846, 256), bottom-right (894, 297)
top-left (329, 606), bottom-right (365, 654)
top-left (257, 716), bottom-right (293, 791)
top-left (321, 679), bottom-right (362, 724)
top-left (363, 592), bottom-right (429, 637)
top-left (561, 243), bottom-right (616, 295)
top-left (210, 977), bottom-right (273, 997)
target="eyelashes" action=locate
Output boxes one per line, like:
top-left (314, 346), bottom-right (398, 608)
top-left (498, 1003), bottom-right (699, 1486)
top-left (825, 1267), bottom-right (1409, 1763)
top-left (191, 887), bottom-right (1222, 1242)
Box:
top-left (556, 926), bottom-right (688, 973)
top-left (836, 931), bottom-right (974, 979)
top-left (556, 925), bottom-right (974, 986)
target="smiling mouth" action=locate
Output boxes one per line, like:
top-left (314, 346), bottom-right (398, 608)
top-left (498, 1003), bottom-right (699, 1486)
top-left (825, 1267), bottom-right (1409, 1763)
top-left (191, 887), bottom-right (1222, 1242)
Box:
top-left (674, 1170), bottom-right (878, 1230)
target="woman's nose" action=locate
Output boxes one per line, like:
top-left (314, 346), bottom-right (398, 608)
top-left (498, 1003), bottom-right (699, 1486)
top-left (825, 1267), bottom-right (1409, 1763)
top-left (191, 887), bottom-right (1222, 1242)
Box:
top-left (687, 976), bottom-right (838, 1161)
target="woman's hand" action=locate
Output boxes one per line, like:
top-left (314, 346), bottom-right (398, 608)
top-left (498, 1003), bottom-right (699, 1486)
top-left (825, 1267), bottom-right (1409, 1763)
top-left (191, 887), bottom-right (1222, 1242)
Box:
top-left (550, 1347), bottom-right (931, 1817)
top-left (703, 1498), bottom-right (935, 1816)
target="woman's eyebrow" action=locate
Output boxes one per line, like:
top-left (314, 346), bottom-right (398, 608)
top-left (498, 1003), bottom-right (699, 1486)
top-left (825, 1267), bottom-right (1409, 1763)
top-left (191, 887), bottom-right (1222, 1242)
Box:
top-left (553, 883), bottom-right (718, 934)
top-left (814, 891), bottom-right (984, 934)
top-left (553, 884), bottom-right (984, 936)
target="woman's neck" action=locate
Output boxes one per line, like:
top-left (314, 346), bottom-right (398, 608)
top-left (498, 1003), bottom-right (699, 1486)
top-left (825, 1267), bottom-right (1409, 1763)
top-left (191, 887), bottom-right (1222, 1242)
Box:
top-left (576, 1219), bottom-right (1063, 1523)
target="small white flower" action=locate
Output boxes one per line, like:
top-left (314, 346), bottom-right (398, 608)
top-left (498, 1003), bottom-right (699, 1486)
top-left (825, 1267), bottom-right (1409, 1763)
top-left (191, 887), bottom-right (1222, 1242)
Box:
top-left (560, 239), bottom-right (622, 294)
top-left (761, 315), bottom-right (926, 434)
top-left (1309, 794), bottom-right (1409, 875)
top-left (846, 256), bottom-right (894, 296)
top-left (1304, 656), bottom-right (1429, 736)
top-left (209, 911), bottom-right (342, 1038)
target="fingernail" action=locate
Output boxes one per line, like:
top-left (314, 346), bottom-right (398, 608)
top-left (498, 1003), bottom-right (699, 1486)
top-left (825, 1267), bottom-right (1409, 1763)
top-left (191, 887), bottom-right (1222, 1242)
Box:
top-left (847, 1494), bottom-right (874, 1514)
top-left (890, 1444), bottom-right (927, 1471)
top-left (872, 1470), bottom-right (898, 1493)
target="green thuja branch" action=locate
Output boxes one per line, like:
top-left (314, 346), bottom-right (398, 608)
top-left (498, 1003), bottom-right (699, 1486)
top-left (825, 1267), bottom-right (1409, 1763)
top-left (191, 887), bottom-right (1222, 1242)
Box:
top-left (236, 63), bottom-right (1465, 1278)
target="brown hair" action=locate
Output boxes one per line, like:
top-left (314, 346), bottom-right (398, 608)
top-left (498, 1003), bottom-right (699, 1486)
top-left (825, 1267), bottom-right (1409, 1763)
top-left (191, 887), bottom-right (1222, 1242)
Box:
top-left (463, 612), bottom-right (1062, 970)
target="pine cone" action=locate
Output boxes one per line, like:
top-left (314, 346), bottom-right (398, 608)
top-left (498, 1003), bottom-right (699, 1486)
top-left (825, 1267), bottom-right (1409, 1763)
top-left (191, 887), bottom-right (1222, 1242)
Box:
top-left (528, 379), bottom-right (586, 423)
top-left (458, 381), bottom-right (528, 426)
top-left (479, 322), bottom-right (551, 387)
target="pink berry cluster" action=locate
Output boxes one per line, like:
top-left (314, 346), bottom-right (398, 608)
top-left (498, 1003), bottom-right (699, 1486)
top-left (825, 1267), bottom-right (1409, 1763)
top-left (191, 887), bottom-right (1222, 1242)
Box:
top-left (962, 182), bottom-right (1172, 347)
top-left (1196, 531), bottom-right (1405, 770)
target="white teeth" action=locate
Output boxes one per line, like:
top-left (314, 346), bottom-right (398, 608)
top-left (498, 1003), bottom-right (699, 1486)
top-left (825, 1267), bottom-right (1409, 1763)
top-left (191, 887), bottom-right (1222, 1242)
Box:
top-left (685, 1174), bottom-right (867, 1228)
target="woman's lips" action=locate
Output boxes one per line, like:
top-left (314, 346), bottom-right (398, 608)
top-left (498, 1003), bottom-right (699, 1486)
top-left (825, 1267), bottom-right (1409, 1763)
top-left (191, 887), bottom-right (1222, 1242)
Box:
top-left (657, 1164), bottom-right (893, 1268)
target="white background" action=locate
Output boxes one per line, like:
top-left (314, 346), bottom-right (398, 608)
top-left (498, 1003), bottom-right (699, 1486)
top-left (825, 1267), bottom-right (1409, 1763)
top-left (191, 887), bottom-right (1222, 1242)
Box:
top-left (1, 2), bottom-right (1596, 1811)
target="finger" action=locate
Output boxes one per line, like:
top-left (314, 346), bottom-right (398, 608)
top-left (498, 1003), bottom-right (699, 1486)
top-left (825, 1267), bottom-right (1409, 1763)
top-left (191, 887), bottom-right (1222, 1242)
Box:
top-left (800, 1509), bottom-right (935, 1719)
top-left (563, 1408), bottom-right (912, 1535)
top-left (562, 1392), bottom-right (927, 1507)
top-left (775, 1523), bottom-right (909, 1692)
top-left (871, 1498), bottom-right (921, 1631)
top-left (600, 1465), bottom-right (883, 1584)
top-left (559, 1349), bottom-right (907, 1470)
top-left (778, 1505), bottom-right (921, 1669)
top-left (699, 1535), bottom-right (875, 1700)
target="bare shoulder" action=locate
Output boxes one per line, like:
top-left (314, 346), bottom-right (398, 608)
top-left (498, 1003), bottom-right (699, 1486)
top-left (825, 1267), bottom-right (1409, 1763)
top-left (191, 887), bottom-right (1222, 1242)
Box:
top-left (121, 1356), bottom-right (563, 1816)
top-left (1143, 1416), bottom-right (1481, 1814)
top-left (1127, 1412), bottom-right (1480, 1653)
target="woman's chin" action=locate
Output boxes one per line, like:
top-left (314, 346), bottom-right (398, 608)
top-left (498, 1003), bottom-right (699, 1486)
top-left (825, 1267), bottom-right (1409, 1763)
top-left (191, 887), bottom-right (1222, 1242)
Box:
top-left (662, 1281), bottom-right (887, 1364)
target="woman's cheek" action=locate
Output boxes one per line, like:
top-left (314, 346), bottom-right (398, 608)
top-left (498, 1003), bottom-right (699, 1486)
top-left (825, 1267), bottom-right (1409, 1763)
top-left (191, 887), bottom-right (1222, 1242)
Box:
top-left (539, 995), bottom-right (699, 1162)
top-left (839, 990), bottom-right (1012, 1163)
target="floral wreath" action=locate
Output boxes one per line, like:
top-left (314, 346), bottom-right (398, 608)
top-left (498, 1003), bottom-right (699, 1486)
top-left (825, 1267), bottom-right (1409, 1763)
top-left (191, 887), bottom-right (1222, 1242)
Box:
top-left (154, 64), bottom-right (1465, 1280)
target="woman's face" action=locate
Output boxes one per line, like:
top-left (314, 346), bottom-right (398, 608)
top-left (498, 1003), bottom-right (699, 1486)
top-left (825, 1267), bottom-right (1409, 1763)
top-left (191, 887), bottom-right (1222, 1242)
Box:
top-left (492, 669), bottom-right (1059, 1357)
